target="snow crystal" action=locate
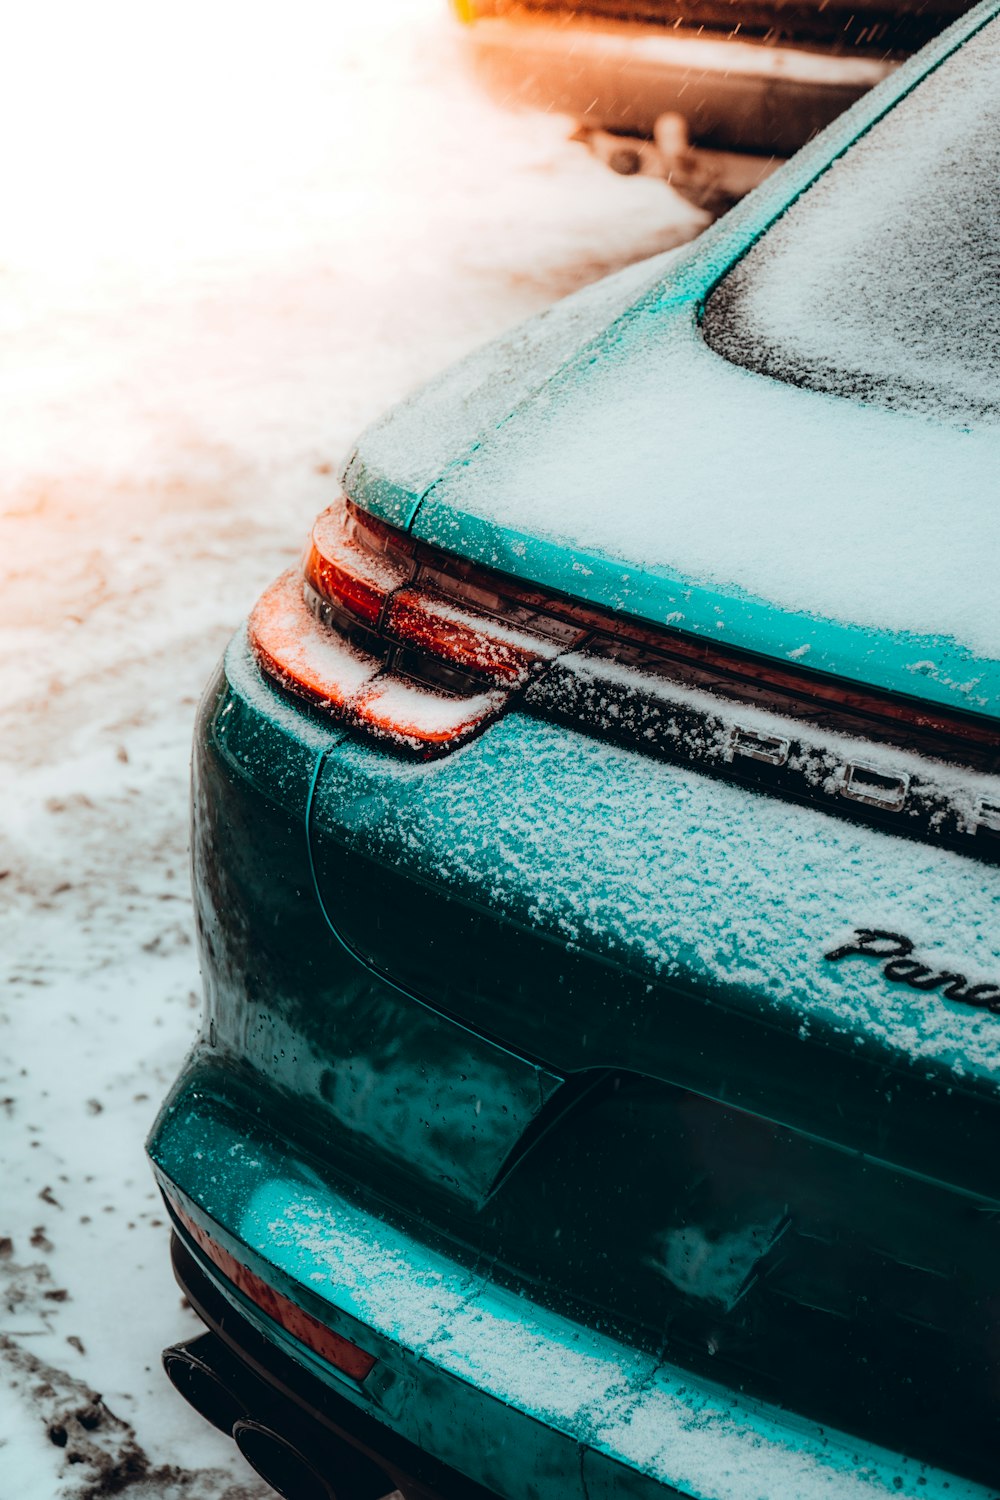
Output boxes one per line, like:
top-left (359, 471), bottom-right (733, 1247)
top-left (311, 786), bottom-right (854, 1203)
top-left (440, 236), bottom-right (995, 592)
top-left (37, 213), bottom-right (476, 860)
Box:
top-left (358, 675), bottom-right (502, 735)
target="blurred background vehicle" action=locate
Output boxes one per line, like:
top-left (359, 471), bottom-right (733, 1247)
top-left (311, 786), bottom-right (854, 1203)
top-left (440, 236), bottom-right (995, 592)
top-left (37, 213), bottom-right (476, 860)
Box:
top-left (451, 0), bottom-right (974, 211)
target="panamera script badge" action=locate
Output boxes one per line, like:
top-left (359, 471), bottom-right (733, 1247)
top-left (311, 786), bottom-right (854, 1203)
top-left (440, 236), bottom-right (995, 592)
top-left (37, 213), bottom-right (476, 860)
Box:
top-left (825, 929), bottom-right (1000, 1013)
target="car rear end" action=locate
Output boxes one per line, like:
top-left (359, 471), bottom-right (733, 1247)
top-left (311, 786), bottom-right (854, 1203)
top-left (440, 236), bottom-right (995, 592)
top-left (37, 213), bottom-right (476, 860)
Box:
top-left (148, 484), bottom-right (1000, 1498)
top-left (147, 13), bottom-right (1000, 1492)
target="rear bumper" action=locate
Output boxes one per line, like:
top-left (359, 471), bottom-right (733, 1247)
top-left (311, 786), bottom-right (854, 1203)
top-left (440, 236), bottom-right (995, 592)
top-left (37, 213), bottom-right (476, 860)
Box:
top-left (167, 1233), bottom-right (492, 1500)
top-left (455, 12), bottom-right (895, 156)
top-left (151, 1087), bottom-right (993, 1500)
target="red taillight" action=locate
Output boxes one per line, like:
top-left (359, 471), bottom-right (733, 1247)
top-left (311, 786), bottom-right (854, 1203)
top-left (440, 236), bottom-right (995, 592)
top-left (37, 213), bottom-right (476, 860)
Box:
top-left (383, 585), bottom-right (557, 686)
top-left (249, 569), bottom-right (505, 751)
top-left (351, 673), bottom-right (504, 746)
top-left (250, 568), bottom-right (380, 708)
top-left (250, 497), bottom-right (574, 754)
top-left (169, 1199), bottom-right (377, 1383)
top-left (303, 504), bottom-right (409, 627)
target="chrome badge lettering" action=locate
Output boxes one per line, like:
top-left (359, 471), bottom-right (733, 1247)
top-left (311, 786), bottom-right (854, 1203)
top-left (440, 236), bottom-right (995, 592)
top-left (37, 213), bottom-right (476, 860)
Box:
top-left (825, 928), bottom-right (1000, 1013)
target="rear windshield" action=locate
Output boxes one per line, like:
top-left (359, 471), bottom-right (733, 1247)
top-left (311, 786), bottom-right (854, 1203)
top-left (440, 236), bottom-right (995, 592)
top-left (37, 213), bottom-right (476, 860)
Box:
top-left (702, 18), bottom-right (1000, 425)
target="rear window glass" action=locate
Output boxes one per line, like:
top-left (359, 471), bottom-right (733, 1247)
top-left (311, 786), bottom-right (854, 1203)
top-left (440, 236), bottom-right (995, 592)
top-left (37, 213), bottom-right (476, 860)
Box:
top-left (702, 18), bottom-right (1000, 425)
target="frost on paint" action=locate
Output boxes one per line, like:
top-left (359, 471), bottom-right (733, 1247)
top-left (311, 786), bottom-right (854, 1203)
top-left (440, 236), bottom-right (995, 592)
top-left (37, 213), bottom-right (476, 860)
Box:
top-left (346, 247), bottom-right (686, 517)
top-left (703, 18), bottom-right (1000, 423)
top-left (322, 714), bottom-right (1000, 1083)
top-left (257, 1185), bottom-right (988, 1500)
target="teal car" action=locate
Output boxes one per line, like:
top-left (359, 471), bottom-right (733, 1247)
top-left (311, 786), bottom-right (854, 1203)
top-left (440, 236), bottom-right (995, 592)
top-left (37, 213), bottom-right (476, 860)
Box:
top-left (148, 6), bottom-right (1000, 1497)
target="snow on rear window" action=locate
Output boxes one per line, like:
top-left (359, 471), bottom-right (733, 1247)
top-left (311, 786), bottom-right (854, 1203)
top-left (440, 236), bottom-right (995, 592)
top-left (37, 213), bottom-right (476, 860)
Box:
top-left (702, 18), bottom-right (1000, 424)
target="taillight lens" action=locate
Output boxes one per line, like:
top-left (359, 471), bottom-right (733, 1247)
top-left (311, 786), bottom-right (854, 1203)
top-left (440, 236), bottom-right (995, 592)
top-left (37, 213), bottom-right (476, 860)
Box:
top-left (303, 503), bottom-right (409, 628)
top-left (250, 569), bottom-right (379, 710)
top-left (250, 497), bottom-right (574, 753)
top-left (383, 585), bottom-right (556, 686)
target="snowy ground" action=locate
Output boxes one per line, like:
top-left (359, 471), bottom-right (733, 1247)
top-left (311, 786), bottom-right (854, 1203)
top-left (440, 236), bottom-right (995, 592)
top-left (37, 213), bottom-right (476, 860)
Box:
top-left (0, 1), bottom-right (701, 1494)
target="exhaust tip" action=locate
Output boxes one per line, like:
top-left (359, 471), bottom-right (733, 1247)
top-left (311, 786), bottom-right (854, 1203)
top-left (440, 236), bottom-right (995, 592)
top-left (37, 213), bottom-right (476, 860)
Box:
top-left (162, 1338), bottom-right (247, 1437)
top-left (233, 1419), bottom-right (333, 1500)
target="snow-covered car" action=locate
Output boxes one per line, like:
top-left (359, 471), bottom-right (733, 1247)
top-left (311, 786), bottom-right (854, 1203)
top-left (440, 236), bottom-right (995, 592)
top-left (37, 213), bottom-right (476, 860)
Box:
top-left (148, 4), bottom-right (1000, 1497)
top-left (452, 0), bottom-right (975, 211)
